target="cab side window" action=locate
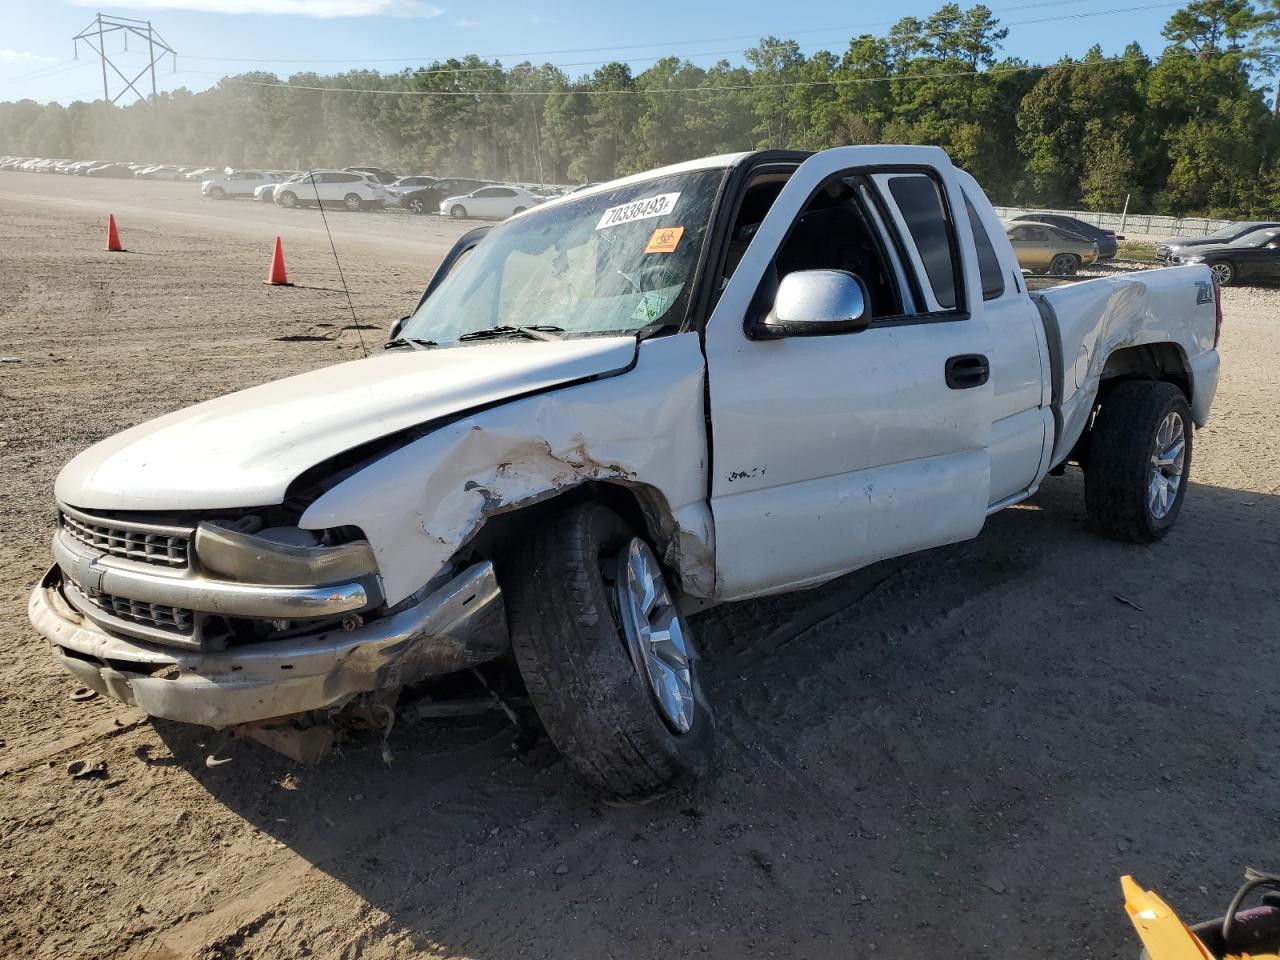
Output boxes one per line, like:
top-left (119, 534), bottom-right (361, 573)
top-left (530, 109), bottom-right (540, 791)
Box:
top-left (964, 197), bottom-right (1006, 301)
top-left (886, 174), bottom-right (958, 309)
top-left (765, 177), bottom-right (900, 319)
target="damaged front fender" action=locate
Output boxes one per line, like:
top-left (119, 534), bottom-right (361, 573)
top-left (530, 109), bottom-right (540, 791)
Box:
top-left (300, 333), bottom-right (716, 605)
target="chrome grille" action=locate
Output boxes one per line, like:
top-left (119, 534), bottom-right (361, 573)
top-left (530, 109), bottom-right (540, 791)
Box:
top-left (65, 576), bottom-right (195, 637)
top-left (60, 510), bottom-right (190, 568)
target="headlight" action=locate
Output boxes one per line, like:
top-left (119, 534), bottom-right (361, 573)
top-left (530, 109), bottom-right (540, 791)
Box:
top-left (1180, 256), bottom-right (1205, 264)
top-left (194, 522), bottom-right (378, 586)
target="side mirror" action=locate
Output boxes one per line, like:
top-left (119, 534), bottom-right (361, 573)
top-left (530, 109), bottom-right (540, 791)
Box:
top-left (751, 269), bottom-right (871, 340)
top-left (387, 316), bottom-right (407, 341)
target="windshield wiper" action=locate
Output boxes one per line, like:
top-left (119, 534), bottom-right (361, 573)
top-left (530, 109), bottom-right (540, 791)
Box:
top-left (457, 325), bottom-right (565, 343)
top-left (384, 336), bottom-right (439, 351)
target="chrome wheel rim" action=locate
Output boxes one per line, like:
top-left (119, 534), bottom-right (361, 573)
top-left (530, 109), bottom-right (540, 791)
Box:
top-left (1149, 411), bottom-right (1186, 520)
top-left (345, 195), bottom-right (361, 211)
top-left (1210, 262), bottom-right (1232, 285)
top-left (614, 538), bottom-right (695, 734)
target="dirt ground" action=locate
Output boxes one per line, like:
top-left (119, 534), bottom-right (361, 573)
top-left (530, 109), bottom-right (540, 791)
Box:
top-left (1, 171), bottom-right (1278, 960)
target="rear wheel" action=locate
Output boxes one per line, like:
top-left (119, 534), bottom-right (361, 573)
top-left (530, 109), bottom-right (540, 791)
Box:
top-left (512, 205), bottom-right (527, 215)
top-left (344, 193), bottom-right (363, 212)
top-left (450, 204), bottom-right (467, 220)
top-left (504, 502), bottom-right (714, 803)
top-left (1085, 381), bottom-right (1192, 542)
top-left (1208, 260), bottom-right (1234, 286)
top-left (1049, 253), bottom-right (1080, 276)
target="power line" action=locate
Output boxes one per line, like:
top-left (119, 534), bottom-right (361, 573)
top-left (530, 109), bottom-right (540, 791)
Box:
top-left (176, 0), bottom-right (1153, 68)
top-left (217, 52), bottom-right (1151, 99)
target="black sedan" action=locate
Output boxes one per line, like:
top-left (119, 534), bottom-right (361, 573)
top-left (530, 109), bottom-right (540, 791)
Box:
top-left (1170, 225), bottom-right (1280, 286)
top-left (1156, 221), bottom-right (1280, 262)
top-left (400, 177), bottom-right (493, 215)
top-left (1010, 213), bottom-right (1121, 260)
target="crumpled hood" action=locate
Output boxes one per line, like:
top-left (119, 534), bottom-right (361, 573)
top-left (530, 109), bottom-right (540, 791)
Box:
top-left (57, 337), bottom-right (638, 511)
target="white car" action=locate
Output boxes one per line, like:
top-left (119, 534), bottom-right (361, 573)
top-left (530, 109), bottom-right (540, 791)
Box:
top-left (274, 170), bottom-right (389, 212)
top-left (184, 167), bottom-right (217, 181)
top-left (385, 175), bottom-right (436, 206)
top-left (440, 185), bottom-right (543, 220)
top-left (32, 146), bottom-right (1221, 801)
top-left (201, 170), bottom-right (279, 200)
top-left (136, 165), bottom-right (185, 181)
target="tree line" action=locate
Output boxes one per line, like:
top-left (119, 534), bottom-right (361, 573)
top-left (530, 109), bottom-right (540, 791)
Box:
top-left (2, 0), bottom-right (1278, 217)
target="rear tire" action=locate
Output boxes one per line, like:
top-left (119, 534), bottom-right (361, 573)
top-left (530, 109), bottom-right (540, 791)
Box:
top-left (344, 193), bottom-right (363, 212)
top-left (512, 205), bottom-right (527, 215)
top-left (1085, 381), bottom-right (1192, 542)
top-left (1050, 253), bottom-right (1080, 276)
top-left (504, 502), bottom-right (714, 803)
top-left (450, 204), bottom-right (467, 220)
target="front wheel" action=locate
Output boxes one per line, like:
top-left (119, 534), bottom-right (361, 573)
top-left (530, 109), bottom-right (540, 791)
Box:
top-left (450, 204), bottom-right (467, 220)
top-left (344, 193), bottom-right (363, 212)
top-left (1085, 381), bottom-right (1192, 542)
top-left (406, 197), bottom-right (426, 214)
top-left (504, 502), bottom-right (714, 802)
top-left (1208, 260), bottom-right (1234, 286)
top-left (208, 186), bottom-right (225, 200)
top-left (1049, 253), bottom-right (1080, 276)
top-left (278, 190), bottom-right (297, 208)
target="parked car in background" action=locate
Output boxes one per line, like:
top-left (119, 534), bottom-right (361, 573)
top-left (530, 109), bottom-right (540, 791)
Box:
top-left (400, 177), bottom-right (491, 215)
top-left (255, 174), bottom-right (303, 203)
top-left (136, 165), bottom-right (185, 181)
top-left (1010, 212), bottom-right (1121, 260)
top-left (202, 169), bottom-right (280, 200)
top-left (1169, 225), bottom-right (1280, 286)
top-left (1006, 220), bottom-right (1099, 275)
top-left (344, 165), bottom-right (398, 185)
top-left (184, 166), bottom-right (218, 181)
top-left (441, 184), bottom-right (544, 220)
top-left (275, 170), bottom-right (389, 211)
top-left (86, 163), bottom-right (136, 179)
top-left (385, 175), bottom-right (437, 206)
top-left (1157, 221), bottom-right (1280, 262)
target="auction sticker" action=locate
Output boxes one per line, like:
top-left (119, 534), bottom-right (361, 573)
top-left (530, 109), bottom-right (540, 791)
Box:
top-left (596, 192), bottom-right (681, 230)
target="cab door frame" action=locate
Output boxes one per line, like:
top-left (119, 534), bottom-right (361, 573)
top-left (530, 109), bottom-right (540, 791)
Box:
top-left (699, 145), bottom-right (996, 602)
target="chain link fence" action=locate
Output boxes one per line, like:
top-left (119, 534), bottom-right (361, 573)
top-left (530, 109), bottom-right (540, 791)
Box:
top-left (992, 205), bottom-right (1236, 239)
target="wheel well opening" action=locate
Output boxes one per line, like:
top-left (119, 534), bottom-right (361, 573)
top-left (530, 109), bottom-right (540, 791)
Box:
top-left (1096, 343), bottom-right (1191, 407)
top-left (462, 480), bottom-right (677, 576)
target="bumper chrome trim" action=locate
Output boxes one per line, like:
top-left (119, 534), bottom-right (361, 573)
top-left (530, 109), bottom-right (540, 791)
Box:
top-left (52, 529), bottom-right (376, 620)
top-left (30, 561), bottom-right (510, 728)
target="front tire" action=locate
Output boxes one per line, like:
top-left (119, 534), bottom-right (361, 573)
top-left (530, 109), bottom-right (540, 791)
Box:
top-left (505, 503), bottom-right (714, 803)
top-left (1208, 260), bottom-right (1234, 286)
top-left (406, 197), bottom-right (426, 214)
top-left (278, 191), bottom-right (297, 208)
top-left (1085, 381), bottom-right (1192, 542)
top-left (208, 186), bottom-right (225, 200)
top-left (450, 204), bottom-right (467, 220)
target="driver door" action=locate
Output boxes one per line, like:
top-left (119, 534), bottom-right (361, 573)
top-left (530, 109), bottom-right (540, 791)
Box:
top-left (703, 147), bottom-right (994, 601)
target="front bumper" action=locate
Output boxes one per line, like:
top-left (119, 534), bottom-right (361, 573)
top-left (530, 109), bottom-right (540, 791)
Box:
top-left (30, 561), bottom-right (509, 728)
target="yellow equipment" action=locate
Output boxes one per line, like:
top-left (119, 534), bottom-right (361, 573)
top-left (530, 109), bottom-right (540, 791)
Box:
top-left (1123, 870), bottom-right (1280, 960)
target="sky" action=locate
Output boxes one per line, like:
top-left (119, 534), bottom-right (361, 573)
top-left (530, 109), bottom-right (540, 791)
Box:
top-left (0, 0), bottom-right (1192, 105)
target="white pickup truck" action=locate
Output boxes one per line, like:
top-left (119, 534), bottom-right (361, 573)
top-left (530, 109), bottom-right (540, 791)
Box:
top-left (31, 146), bottom-right (1221, 801)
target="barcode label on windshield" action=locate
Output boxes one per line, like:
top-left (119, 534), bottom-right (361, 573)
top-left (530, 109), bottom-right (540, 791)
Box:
top-left (596, 192), bottom-right (681, 230)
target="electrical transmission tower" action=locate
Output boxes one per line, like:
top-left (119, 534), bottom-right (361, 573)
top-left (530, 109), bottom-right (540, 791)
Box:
top-left (73, 13), bottom-right (177, 104)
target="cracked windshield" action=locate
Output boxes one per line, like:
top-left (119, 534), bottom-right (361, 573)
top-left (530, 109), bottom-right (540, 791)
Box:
top-left (402, 169), bottom-right (724, 343)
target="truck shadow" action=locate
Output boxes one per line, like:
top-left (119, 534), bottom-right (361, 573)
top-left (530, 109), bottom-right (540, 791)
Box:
top-left (155, 471), bottom-right (1280, 959)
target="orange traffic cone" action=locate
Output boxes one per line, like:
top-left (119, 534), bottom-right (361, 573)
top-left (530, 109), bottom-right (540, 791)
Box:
top-left (105, 214), bottom-right (124, 252)
top-left (265, 236), bottom-right (292, 286)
